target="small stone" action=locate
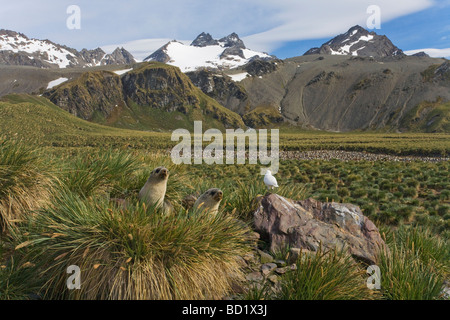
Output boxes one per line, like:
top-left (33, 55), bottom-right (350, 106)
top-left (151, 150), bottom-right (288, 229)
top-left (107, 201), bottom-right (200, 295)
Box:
top-left (268, 275), bottom-right (279, 284)
top-left (257, 249), bottom-right (274, 263)
top-left (275, 267), bottom-right (288, 275)
top-left (246, 272), bottom-right (264, 282)
top-left (261, 263), bottom-right (277, 275)
top-left (275, 260), bottom-right (287, 267)
top-left (230, 280), bottom-right (245, 295)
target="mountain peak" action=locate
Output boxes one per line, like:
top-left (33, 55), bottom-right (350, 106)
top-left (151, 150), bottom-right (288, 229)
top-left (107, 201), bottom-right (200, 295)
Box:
top-left (348, 25), bottom-right (369, 34)
top-left (305, 25), bottom-right (403, 57)
top-left (219, 32), bottom-right (246, 49)
top-left (191, 32), bottom-right (219, 47)
top-left (144, 32), bottom-right (271, 72)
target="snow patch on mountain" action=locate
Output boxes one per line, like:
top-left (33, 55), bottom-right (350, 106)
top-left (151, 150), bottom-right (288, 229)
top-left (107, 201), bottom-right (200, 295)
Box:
top-left (330, 34), bottom-right (374, 56)
top-left (228, 72), bottom-right (249, 82)
top-left (47, 77), bottom-right (69, 89)
top-left (0, 32), bottom-right (75, 68)
top-left (0, 29), bottom-right (136, 69)
top-left (304, 25), bottom-right (404, 58)
top-left (113, 68), bottom-right (133, 75)
top-left (144, 33), bottom-right (272, 72)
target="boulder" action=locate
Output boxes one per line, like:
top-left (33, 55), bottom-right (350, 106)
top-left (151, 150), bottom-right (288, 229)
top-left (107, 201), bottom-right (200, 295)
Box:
top-left (253, 194), bottom-right (386, 265)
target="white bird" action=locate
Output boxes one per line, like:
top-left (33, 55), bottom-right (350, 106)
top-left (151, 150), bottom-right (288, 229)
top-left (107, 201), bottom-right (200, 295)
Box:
top-left (264, 170), bottom-right (279, 190)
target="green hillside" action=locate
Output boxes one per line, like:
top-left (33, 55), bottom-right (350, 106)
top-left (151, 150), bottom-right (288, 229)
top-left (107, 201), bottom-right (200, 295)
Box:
top-left (0, 94), bottom-right (172, 149)
top-left (400, 99), bottom-right (450, 133)
top-left (43, 62), bottom-right (245, 132)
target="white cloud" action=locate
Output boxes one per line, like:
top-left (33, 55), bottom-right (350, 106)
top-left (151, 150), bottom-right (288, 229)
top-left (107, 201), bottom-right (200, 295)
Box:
top-left (1, 0), bottom-right (438, 58)
top-left (405, 48), bottom-right (450, 58)
top-left (242, 0), bottom-right (435, 52)
top-left (101, 0), bottom-right (435, 58)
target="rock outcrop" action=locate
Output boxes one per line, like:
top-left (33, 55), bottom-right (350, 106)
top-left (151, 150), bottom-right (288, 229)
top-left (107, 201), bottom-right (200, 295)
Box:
top-left (186, 69), bottom-right (249, 113)
top-left (43, 71), bottom-right (125, 120)
top-left (244, 58), bottom-right (282, 77)
top-left (253, 193), bottom-right (386, 265)
top-left (411, 51), bottom-right (430, 58)
top-left (191, 32), bottom-right (219, 47)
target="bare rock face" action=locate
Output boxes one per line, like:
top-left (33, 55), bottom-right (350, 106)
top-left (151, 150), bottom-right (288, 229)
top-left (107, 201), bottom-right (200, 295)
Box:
top-left (244, 58), bottom-right (281, 77)
top-left (219, 33), bottom-right (246, 49)
top-left (304, 25), bottom-right (404, 58)
top-left (253, 194), bottom-right (386, 265)
top-left (186, 69), bottom-right (248, 113)
top-left (191, 32), bottom-right (219, 47)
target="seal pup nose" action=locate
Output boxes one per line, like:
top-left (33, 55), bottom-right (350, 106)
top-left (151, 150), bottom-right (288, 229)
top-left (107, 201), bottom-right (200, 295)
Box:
top-left (213, 189), bottom-right (223, 201)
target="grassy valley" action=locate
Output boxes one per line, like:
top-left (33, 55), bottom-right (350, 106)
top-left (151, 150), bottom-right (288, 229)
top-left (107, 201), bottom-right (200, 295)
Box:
top-left (0, 61), bottom-right (449, 302)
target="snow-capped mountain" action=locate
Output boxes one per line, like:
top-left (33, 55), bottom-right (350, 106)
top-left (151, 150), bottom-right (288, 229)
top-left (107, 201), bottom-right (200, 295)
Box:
top-left (0, 29), bottom-right (136, 68)
top-left (304, 25), bottom-right (404, 57)
top-left (144, 32), bottom-right (273, 72)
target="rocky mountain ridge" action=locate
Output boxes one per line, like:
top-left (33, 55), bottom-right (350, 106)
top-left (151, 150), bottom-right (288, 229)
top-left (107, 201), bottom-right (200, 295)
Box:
top-left (304, 25), bottom-right (404, 57)
top-left (191, 54), bottom-right (449, 132)
top-left (1, 27), bottom-right (448, 133)
top-left (144, 32), bottom-right (273, 72)
top-left (0, 29), bottom-right (136, 68)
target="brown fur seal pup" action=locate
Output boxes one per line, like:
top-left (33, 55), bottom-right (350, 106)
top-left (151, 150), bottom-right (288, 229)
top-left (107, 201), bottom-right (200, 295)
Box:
top-left (193, 188), bottom-right (223, 215)
top-left (138, 167), bottom-right (169, 209)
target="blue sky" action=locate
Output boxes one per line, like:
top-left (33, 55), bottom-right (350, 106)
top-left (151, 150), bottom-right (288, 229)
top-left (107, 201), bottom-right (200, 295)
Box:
top-left (0, 0), bottom-right (449, 59)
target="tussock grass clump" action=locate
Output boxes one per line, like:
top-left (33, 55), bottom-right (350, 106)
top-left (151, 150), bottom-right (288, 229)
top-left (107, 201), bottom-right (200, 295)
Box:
top-left (377, 226), bottom-right (448, 300)
top-left (377, 247), bottom-right (444, 300)
top-left (278, 248), bottom-right (376, 300)
top-left (0, 256), bottom-right (42, 300)
top-left (385, 225), bottom-right (449, 276)
top-left (0, 139), bottom-right (54, 233)
top-left (61, 148), bottom-right (139, 198)
top-left (17, 189), bottom-right (251, 300)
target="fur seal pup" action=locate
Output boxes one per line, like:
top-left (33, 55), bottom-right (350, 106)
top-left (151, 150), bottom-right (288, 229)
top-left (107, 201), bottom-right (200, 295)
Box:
top-left (139, 166), bottom-right (169, 209)
top-left (193, 188), bottom-right (223, 215)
